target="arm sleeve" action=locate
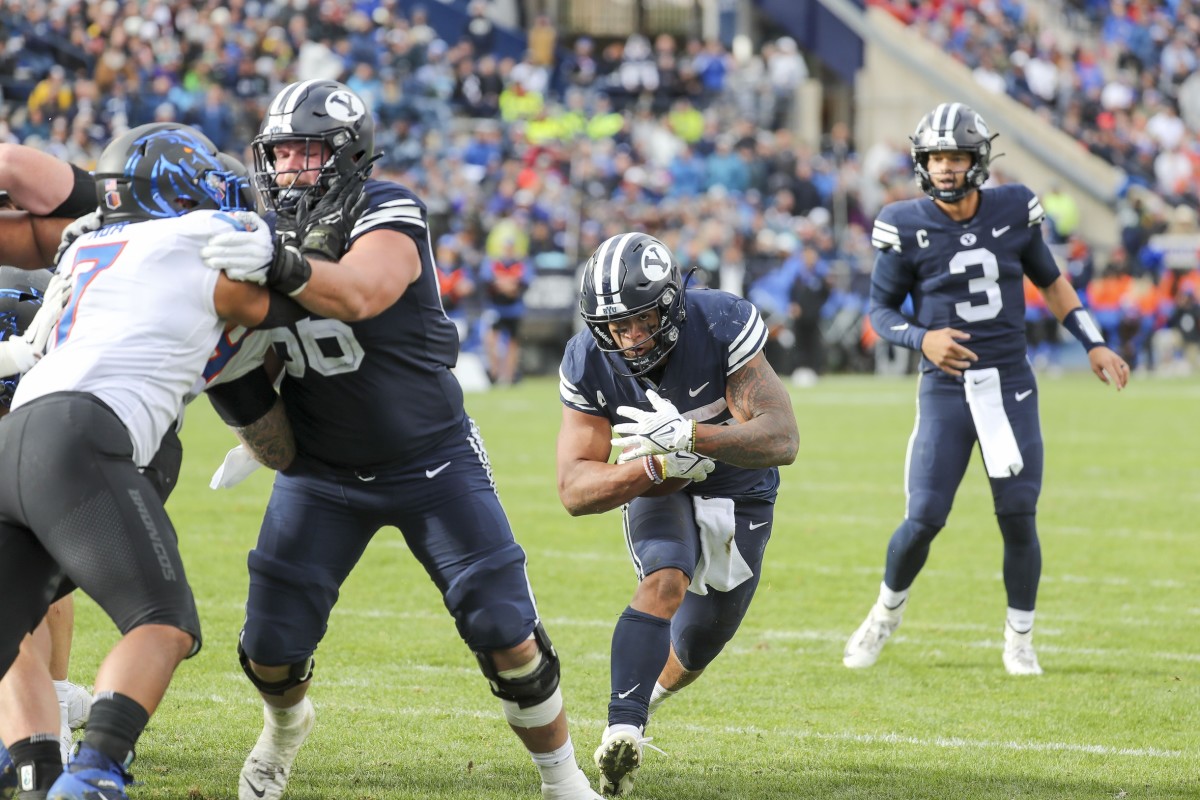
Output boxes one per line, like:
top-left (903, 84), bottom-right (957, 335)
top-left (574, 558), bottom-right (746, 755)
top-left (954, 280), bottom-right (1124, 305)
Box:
top-left (1021, 223), bottom-right (1064, 289)
top-left (868, 249), bottom-right (927, 351)
top-left (206, 367), bottom-right (278, 427)
top-left (46, 165), bottom-right (96, 219)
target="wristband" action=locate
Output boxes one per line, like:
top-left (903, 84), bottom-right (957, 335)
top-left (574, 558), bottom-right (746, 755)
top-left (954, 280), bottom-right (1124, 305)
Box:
top-left (643, 454), bottom-right (664, 484)
top-left (1063, 308), bottom-right (1105, 351)
top-left (269, 244), bottom-right (313, 297)
top-left (301, 224), bottom-right (345, 262)
top-left (688, 419), bottom-right (697, 453)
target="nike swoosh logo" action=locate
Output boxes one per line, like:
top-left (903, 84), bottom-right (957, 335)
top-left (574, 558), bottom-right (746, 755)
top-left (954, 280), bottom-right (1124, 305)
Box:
top-left (748, 521), bottom-right (769, 530)
top-left (1015, 389), bottom-right (1033, 402)
top-left (992, 225), bottom-right (1011, 237)
top-left (426, 461), bottom-right (452, 479)
top-left (246, 780), bottom-right (267, 798)
top-left (617, 683), bottom-right (641, 699)
top-left (688, 382), bottom-right (709, 397)
top-left (890, 323), bottom-right (909, 331)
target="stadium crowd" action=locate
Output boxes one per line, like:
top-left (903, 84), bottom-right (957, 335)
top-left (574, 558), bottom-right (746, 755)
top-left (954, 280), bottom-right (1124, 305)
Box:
top-left (2, 0), bottom-right (1197, 379)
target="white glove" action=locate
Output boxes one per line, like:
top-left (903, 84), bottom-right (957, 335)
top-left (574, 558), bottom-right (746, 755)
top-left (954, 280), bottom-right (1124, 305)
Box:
top-left (23, 271), bottom-right (72, 354)
top-left (657, 451), bottom-right (715, 481)
top-left (209, 444), bottom-right (263, 489)
top-left (0, 270), bottom-right (74, 377)
top-left (55, 210), bottom-right (103, 265)
top-left (611, 389), bottom-right (695, 458)
top-left (200, 211), bottom-right (274, 284)
top-left (0, 337), bottom-right (38, 377)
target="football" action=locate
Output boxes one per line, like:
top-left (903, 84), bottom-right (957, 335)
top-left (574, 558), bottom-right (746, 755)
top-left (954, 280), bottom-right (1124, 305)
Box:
top-left (642, 477), bottom-right (691, 497)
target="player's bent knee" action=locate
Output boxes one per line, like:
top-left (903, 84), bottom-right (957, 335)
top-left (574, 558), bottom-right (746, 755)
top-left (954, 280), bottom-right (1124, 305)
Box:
top-left (459, 599), bottom-right (530, 652)
top-left (238, 640), bottom-right (313, 696)
top-left (476, 623), bottom-right (562, 728)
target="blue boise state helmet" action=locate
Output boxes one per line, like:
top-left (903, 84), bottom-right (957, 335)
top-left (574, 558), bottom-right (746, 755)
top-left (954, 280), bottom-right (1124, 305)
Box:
top-left (94, 123), bottom-right (250, 224)
top-left (0, 267), bottom-right (50, 409)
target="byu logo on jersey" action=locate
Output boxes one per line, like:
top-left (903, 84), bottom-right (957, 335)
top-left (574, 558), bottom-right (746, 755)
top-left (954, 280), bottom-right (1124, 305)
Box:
top-left (641, 244), bottom-right (670, 281)
top-left (960, 233), bottom-right (977, 246)
top-left (325, 91), bottom-right (365, 123)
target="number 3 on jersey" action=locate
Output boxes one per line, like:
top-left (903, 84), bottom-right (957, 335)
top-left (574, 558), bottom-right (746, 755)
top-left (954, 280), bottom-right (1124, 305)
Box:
top-left (949, 247), bottom-right (1002, 323)
top-left (272, 317), bottom-right (365, 378)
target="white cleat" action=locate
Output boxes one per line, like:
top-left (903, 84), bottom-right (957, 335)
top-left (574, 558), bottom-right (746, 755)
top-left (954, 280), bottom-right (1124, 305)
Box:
top-left (56, 681), bottom-right (92, 731)
top-left (238, 698), bottom-right (316, 800)
top-left (542, 765), bottom-right (604, 799)
top-left (1003, 624), bottom-right (1043, 676)
top-left (843, 600), bottom-right (905, 668)
top-left (593, 727), bottom-right (662, 797)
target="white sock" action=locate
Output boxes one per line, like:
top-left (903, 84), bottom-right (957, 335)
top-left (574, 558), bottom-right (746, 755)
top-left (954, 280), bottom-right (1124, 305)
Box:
top-left (878, 582), bottom-right (908, 611)
top-left (531, 736), bottom-right (578, 784)
top-left (1007, 607), bottom-right (1035, 635)
top-left (604, 723), bottom-right (641, 740)
top-left (266, 699), bottom-right (308, 728)
top-left (647, 682), bottom-right (676, 717)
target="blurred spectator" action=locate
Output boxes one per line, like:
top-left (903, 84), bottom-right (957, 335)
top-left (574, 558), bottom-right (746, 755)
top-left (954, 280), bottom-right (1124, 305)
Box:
top-left (1041, 183), bottom-right (1081, 242)
top-left (789, 243), bottom-right (832, 384)
top-left (527, 15), bottom-right (556, 69)
top-left (463, 1), bottom-right (496, 56)
top-left (480, 236), bottom-right (534, 386)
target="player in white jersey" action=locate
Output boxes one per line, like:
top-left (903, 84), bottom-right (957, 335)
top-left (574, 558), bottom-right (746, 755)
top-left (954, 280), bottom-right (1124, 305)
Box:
top-left (0, 142), bottom-right (295, 799)
top-left (0, 123), bottom-right (301, 800)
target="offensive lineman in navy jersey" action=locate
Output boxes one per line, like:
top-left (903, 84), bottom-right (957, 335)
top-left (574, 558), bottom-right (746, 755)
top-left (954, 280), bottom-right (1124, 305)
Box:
top-left (556, 233), bottom-right (798, 796)
top-left (201, 80), bottom-right (602, 800)
top-left (842, 103), bottom-right (1129, 676)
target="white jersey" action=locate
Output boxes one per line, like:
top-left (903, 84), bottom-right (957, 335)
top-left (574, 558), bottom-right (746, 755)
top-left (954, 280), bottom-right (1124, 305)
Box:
top-left (13, 210), bottom-right (245, 466)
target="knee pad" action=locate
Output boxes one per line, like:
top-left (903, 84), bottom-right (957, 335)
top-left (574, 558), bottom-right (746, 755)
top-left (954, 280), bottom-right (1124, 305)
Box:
top-left (238, 639), bottom-right (313, 696)
top-left (476, 623), bottom-right (562, 727)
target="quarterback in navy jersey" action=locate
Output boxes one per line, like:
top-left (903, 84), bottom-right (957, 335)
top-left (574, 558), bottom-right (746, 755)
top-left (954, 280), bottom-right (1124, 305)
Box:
top-left (557, 232), bottom-right (798, 796)
top-left (843, 103), bottom-right (1129, 677)
top-left (203, 80), bottom-right (602, 800)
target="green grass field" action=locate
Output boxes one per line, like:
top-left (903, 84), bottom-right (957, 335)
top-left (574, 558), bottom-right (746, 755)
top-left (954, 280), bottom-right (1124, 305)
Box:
top-left (65, 372), bottom-right (1200, 799)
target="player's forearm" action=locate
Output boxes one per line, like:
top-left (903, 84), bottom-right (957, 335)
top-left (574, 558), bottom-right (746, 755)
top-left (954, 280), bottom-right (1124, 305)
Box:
top-left (291, 256), bottom-right (387, 320)
top-left (693, 411), bottom-right (798, 469)
top-left (1040, 276), bottom-right (1083, 322)
top-left (557, 460), bottom-right (653, 516)
top-left (233, 397), bottom-right (295, 471)
top-left (868, 301), bottom-right (926, 350)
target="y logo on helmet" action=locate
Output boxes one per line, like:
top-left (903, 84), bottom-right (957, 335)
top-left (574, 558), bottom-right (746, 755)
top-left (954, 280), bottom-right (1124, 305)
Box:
top-left (974, 114), bottom-right (989, 138)
top-left (641, 244), bottom-right (670, 281)
top-left (326, 91), bottom-right (365, 123)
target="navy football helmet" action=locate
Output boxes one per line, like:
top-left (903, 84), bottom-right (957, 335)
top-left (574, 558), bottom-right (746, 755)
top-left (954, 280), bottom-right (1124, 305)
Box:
top-left (910, 102), bottom-right (998, 203)
top-left (252, 80), bottom-right (376, 213)
top-left (94, 123), bottom-right (248, 223)
top-left (0, 266), bottom-right (50, 409)
top-left (579, 233), bottom-right (686, 377)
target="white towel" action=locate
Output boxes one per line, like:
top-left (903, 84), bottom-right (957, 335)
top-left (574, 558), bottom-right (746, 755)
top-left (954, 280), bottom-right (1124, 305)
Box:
top-left (689, 496), bottom-right (754, 596)
top-left (963, 368), bottom-right (1024, 478)
top-left (209, 444), bottom-right (263, 489)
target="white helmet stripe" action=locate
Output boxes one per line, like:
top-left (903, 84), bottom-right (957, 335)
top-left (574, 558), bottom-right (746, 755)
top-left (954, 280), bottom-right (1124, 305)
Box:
top-left (266, 80), bottom-right (323, 136)
top-left (588, 231), bottom-right (638, 309)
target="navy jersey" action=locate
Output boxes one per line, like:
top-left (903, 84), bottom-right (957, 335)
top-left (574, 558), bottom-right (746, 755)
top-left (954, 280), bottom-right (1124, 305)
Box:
top-left (869, 184), bottom-right (1062, 372)
top-left (269, 179), bottom-right (464, 469)
top-left (559, 288), bottom-right (778, 500)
